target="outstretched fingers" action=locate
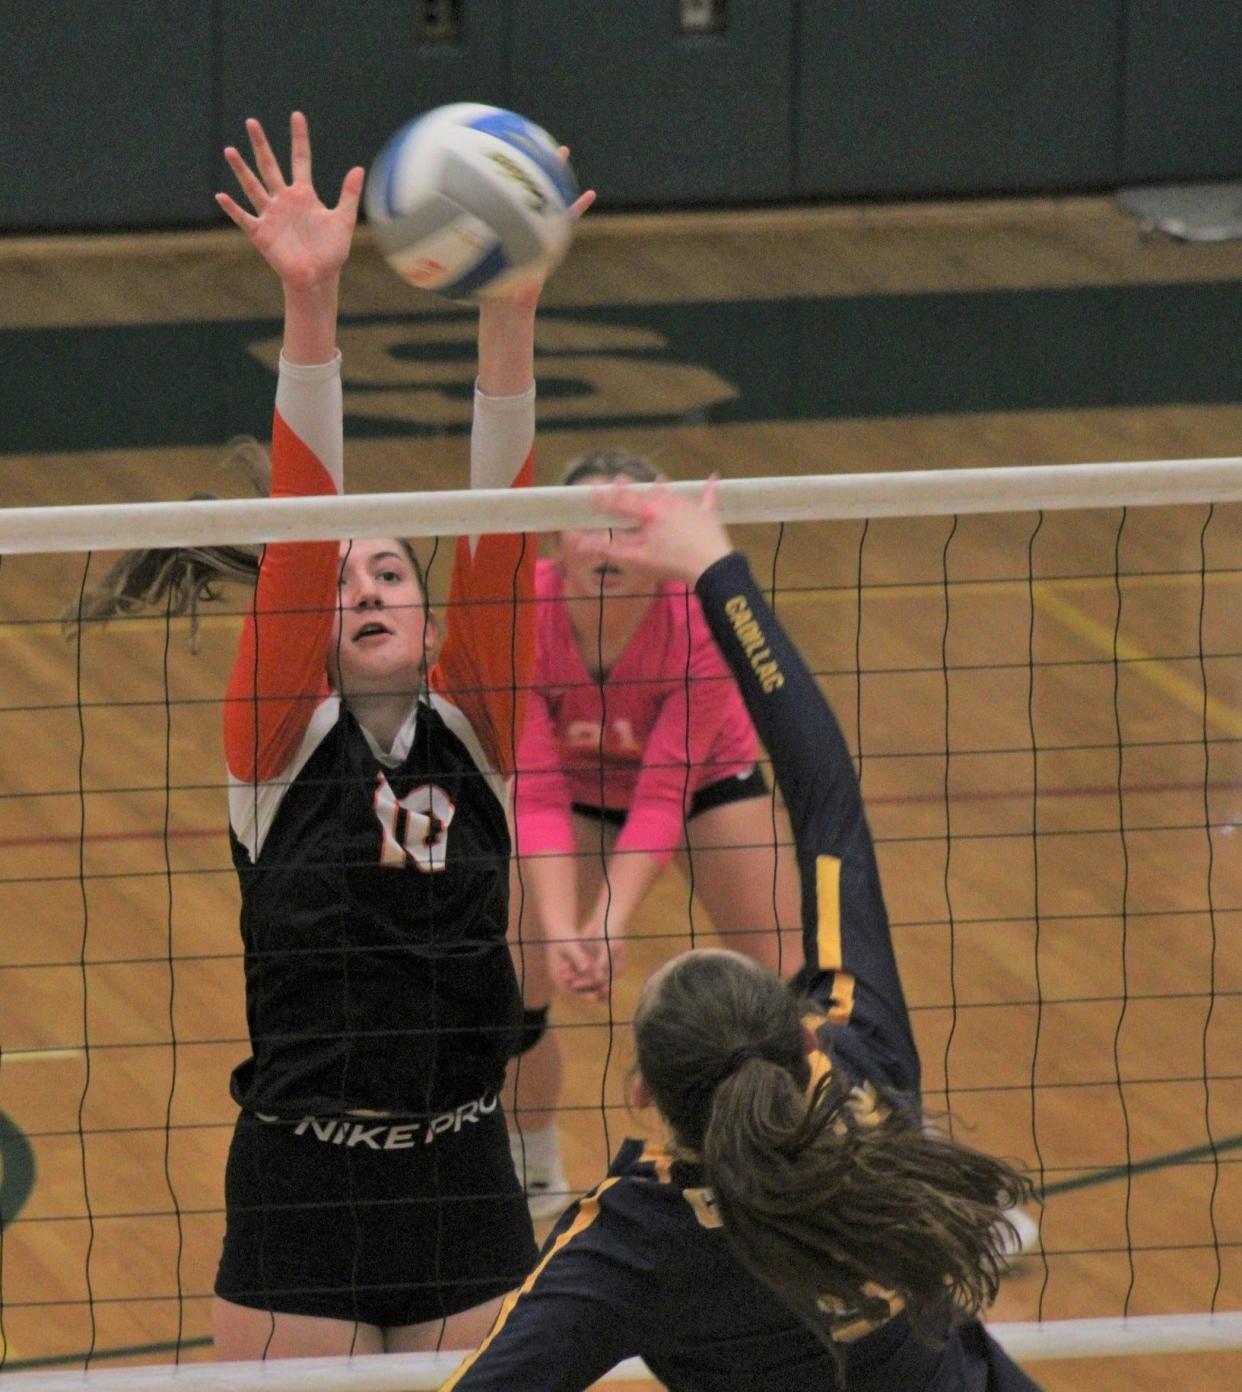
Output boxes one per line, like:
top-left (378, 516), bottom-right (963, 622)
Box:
top-left (222, 144), bottom-right (269, 215)
top-left (585, 476), bottom-right (731, 584)
top-left (215, 189), bottom-right (257, 232)
top-left (554, 145), bottom-right (596, 221)
top-left (591, 477), bottom-right (655, 520)
top-left (336, 164), bottom-right (366, 224)
top-left (245, 117), bottom-right (287, 194)
top-left (289, 110), bottom-right (312, 185)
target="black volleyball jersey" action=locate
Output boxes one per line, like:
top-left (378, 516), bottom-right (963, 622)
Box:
top-left (223, 355), bottom-right (536, 1118)
top-left (444, 554), bottom-right (1040, 1392)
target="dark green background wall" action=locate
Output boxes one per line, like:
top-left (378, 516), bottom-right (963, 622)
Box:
top-left (1, 1), bottom-right (1239, 231)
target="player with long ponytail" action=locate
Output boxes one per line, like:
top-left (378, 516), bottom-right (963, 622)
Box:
top-left (444, 481), bottom-right (1040, 1390)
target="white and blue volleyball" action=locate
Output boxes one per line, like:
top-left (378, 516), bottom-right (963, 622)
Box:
top-left (365, 104), bottom-right (579, 299)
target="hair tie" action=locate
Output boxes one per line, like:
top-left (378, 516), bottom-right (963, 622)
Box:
top-left (719, 1047), bottom-right (764, 1084)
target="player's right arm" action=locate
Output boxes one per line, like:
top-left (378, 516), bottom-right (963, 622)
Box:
top-left (699, 551), bottom-right (917, 1091)
top-left (214, 113), bottom-right (363, 794)
top-left (222, 360), bottom-right (341, 784)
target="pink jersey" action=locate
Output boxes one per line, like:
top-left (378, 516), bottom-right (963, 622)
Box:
top-left (514, 558), bottom-right (760, 866)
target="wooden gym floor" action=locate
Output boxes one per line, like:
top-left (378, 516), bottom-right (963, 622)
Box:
top-left (0, 195), bottom-right (1240, 1388)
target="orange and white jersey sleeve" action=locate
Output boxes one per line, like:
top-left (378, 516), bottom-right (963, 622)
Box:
top-left (429, 382), bottom-right (537, 782)
top-left (223, 353), bottom-right (343, 859)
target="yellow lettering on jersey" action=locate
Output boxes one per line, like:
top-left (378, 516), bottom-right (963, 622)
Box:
top-left (722, 595), bottom-right (786, 692)
top-left (816, 1281), bottom-right (905, 1343)
top-left (683, 1186), bottom-right (724, 1229)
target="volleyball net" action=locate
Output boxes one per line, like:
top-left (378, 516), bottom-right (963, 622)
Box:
top-left (0, 461), bottom-right (1239, 1386)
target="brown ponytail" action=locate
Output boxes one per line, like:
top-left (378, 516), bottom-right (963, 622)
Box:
top-left (64, 437), bottom-right (268, 650)
top-left (64, 437), bottom-right (429, 650)
top-left (635, 951), bottom-right (1031, 1347)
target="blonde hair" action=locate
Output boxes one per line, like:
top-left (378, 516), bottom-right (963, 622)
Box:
top-left (559, 448), bottom-right (658, 487)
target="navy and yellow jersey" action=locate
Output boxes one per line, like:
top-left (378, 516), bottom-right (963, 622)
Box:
top-left (445, 1138), bottom-right (1032, 1392)
top-left (695, 550), bottom-right (920, 1099)
top-left (444, 1138), bottom-right (834, 1392)
top-left (445, 552), bottom-right (1040, 1391)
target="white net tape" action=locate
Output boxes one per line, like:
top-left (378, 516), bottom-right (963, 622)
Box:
top-left (3, 456), bottom-right (1242, 554)
top-left (3, 1315), bottom-right (1242, 1391)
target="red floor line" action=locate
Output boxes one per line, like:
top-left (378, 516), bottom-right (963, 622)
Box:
top-left (0, 778), bottom-right (1239, 852)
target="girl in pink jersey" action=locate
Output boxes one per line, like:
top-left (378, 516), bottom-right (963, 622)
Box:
top-left (508, 451), bottom-right (801, 1217)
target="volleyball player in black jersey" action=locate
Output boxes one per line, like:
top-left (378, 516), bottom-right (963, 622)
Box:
top-left (192, 114), bottom-right (594, 1358)
top-left (444, 481), bottom-right (1040, 1391)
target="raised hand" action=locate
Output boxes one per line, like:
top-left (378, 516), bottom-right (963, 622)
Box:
top-left (217, 112), bottom-right (364, 291)
top-left (584, 476), bottom-right (733, 587)
top-left (484, 146), bottom-right (595, 313)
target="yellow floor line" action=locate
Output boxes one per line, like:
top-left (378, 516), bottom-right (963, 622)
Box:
top-left (3, 1048), bottom-right (84, 1063)
top-left (1034, 584), bottom-right (1242, 738)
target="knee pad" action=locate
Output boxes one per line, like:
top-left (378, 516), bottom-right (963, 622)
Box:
top-left (512, 1004), bottom-right (550, 1057)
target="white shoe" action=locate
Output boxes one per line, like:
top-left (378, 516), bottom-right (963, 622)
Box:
top-left (524, 1160), bottom-right (573, 1220)
top-left (995, 1204), bottom-right (1041, 1268)
top-left (510, 1127), bottom-right (572, 1220)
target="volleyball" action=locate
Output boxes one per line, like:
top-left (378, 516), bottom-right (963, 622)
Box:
top-left (364, 103), bottom-right (579, 299)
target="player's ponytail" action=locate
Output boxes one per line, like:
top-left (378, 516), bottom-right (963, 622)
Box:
top-left (64, 436), bottom-right (268, 650)
top-left (64, 436), bottom-right (429, 650)
top-left (704, 1064), bottom-right (1029, 1342)
top-left (634, 950), bottom-right (1030, 1348)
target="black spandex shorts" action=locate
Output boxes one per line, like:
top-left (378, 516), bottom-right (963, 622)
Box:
top-left (570, 765), bottom-right (769, 830)
top-left (214, 1094), bottom-right (538, 1328)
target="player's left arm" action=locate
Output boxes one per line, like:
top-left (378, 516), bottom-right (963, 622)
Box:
top-left (430, 298), bottom-right (539, 776)
top-left (430, 182), bottom-right (595, 778)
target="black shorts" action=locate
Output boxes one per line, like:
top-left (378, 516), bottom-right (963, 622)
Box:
top-left (570, 765), bottom-right (769, 831)
top-left (215, 1094), bottom-right (538, 1328)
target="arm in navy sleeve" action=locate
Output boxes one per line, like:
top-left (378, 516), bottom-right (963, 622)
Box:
top-left (444, 1184), bottom-right (648, 1391)
top-left (694, 551), bottom-right (919, 1094)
